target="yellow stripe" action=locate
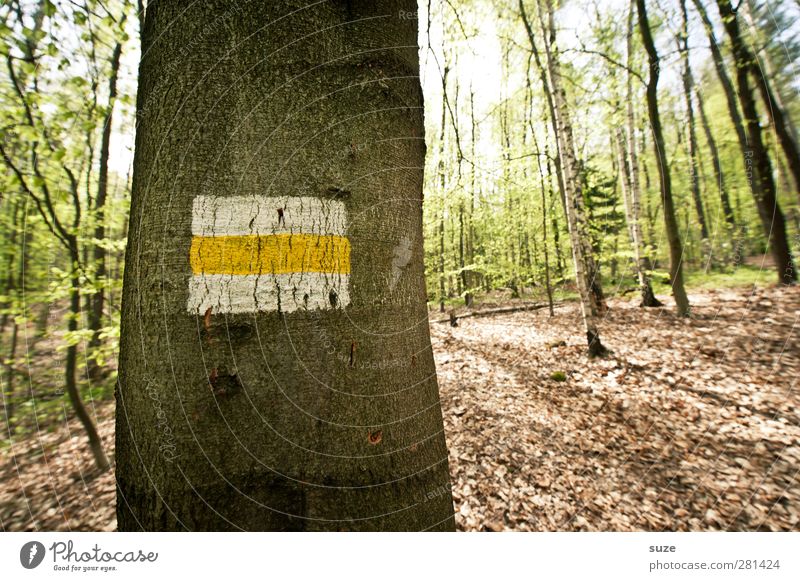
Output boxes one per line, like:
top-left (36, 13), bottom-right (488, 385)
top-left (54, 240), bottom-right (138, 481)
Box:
top-left (190, 234), bottom-right (351, 275)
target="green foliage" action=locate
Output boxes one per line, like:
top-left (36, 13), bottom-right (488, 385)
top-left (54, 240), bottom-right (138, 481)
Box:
top-left (1, 0), bottom-right (135, 439)
top-left (583, 164), bottom-right (625, 256)
top-left (421, 0), bottom-right (799, 311)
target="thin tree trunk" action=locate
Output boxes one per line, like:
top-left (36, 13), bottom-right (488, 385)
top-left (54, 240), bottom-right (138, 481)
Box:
top-left (693, 0), bottom-right (770, 240)
top-left (519, 0), bottom-right (567, 218)
top-left (694, 85), bottom-right (735, 228)
top-left (0, 200), bottom-right (20, 337)
top-left (623, 1), bottom-right (660, 306)
top-left (2, 202), bottom-right (20, 434)
top-left (465, 85), bottom-right (476, 308)
top-left (692, 0), bottom-right (748, 148)
top-left (678, 0), bottom-right (709, 240)
top-left (438, 65), bottom-right (449, 313)
top-left (638, 123), bottom-right (658, 252)
top-left (743, 0), bottom-right (800, 152)
top-left (533, 136), bottom-right (555, 316)
top-left (615, 130), bottom-right (661, 308)
top-left (546, 150), bottom-right (566, 280)
top-left (500, 50), bottom-right (519, 299)
top-left (88, 34), bottom-right (125, 377)
top-left (67, 240), bottom-right (109, 470)
top-left (458, 201), bottom-right (466, 299)
top-left (3, 318), bottom-right (19, 435)
top-left (532, 0), bottom-right (607, 355)
top-left (637, 0), bottom-right (691, 316)
top-left (715, 0), bottom-right (796, 284)
top-left (740, 0), bottom-right (800, 196)
top-left (117, 1), bottom-right (454, 531)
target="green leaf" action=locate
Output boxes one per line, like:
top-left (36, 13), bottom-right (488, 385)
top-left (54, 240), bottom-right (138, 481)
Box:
top-left (43, 1), bottom-right (57, 18)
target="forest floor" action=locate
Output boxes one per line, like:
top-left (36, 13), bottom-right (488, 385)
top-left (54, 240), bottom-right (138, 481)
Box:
top-left (1, 284), bottom-right (798, 531)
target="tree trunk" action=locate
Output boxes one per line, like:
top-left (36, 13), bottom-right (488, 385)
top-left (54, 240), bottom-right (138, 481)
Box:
top-left (458, 200), bottom-right (466, 301)
top-left (693, 0), bottom-right (789, 270)
top-left (116, 1), bottom-right (455, 531)
top-left (519, 0), bottom-right (567, 219)
top-left (67, 240), bottom-right (109, 471)
top-left (740, 0), bottom-right (800, 196)
top-left (546, 151), bottom-right (566, 280)
top-left (623, 0), bottom-right (660, 307)
top-left (694, 85), bottom-right (735, 228)
top-left (533, 134), bottom-right (555, 316)
top-left (87, 35), bottom-right (125, 378)
top-left (715, 0), bottom-right (797, 284)
top-left (534, 0), bottom-right (607, 355)
top-left (3, 201), bottom-right (23, 434)
top-left (615, 130), bottom-right (661, 308)
top-left (3, 318), bottom-right (19, 435)
top-left (678, 0), bottom-right (709, 241)
top-left (638, 123), bottom-right (658, 252)
top-left (637, 0), bottom-right (691, 316)
top-left (465, 85), bottom-right (476, 308)
top-left (438, 65), bottom-right (449, 314)
top-left (0, 201), bottom-right (20, 337)
top-left (692, 0), bottom-right (767, 238)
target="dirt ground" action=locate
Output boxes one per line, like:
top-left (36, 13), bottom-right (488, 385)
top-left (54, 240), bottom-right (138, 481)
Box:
top-left (2, 285), bottom-right (798, 531)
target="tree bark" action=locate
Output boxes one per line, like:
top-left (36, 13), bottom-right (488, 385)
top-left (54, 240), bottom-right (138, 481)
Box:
top-left (519, 0), bottom-right (567, 219)
top-left (117, 0), bottom-right (454, 531)
top-left (534, 135), bottom-right (555, 317)
top-left (694, 85), bottom-right (735, 228)
top-left (546, 148), bottom-right (566, 280)
top-left (615, 130), bottom-right (661, 308)
top-left (465, 85), bottom-right (476, 308)
top-left (692, 0), bottom-right (748, 147)
top-left (623, 0), bottom-right (660, 307)
top-left (715, 0), bottom-right (796, 284)
top-left (535, 0), bottom-right (607, 355)
top-left (438, 65), bottom-right (449, 313)
top-left (67, 239), bottom-right (110, 471)
top-left (0, 200), bottom-right (20, 338)
top-left (88, 33), bottom-right (125, 377)
top-left (740, 0), bottom-right (800, 196)
top-left (2, 202), bottom-right (21, 434)
top-left (637, 0), bottom-right (691, 316)
top-left (678, 0), bottom-right (709, 241)
top-left (692, 0), bottom-right (766, 226)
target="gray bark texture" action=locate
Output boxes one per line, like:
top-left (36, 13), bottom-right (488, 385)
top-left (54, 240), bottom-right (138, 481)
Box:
top-left (116, 0), bottom-right (455, 531)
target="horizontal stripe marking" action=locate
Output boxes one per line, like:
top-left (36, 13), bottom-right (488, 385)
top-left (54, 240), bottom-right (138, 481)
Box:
top-left (190, 233), bottom-right (351, 276)
top-left (187, 273), bottom-right (350, 314)
top-left (192, 195), bottom-right (347, 237)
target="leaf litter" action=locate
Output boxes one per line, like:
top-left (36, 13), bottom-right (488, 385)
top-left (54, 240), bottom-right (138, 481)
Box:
top-left (1, 286), bottom-right (797, 531)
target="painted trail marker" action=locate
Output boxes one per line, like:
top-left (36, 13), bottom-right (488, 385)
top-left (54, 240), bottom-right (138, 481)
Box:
top-left (187, 195), bottom-right (351, 314)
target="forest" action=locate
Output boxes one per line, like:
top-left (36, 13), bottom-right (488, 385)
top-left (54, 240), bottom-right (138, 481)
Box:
top-left (0, 0), bottom-right (798, 532)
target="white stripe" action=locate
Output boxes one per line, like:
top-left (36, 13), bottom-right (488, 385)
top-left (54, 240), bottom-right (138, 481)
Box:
top-left (187, 273), bottom-right (351, 314)
top-left (192, 195), bottom-right (347, 237)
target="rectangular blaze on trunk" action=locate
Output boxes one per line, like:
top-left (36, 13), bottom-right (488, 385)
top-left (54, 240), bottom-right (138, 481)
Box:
top-left (187, 195), bottom-right (351, 314)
